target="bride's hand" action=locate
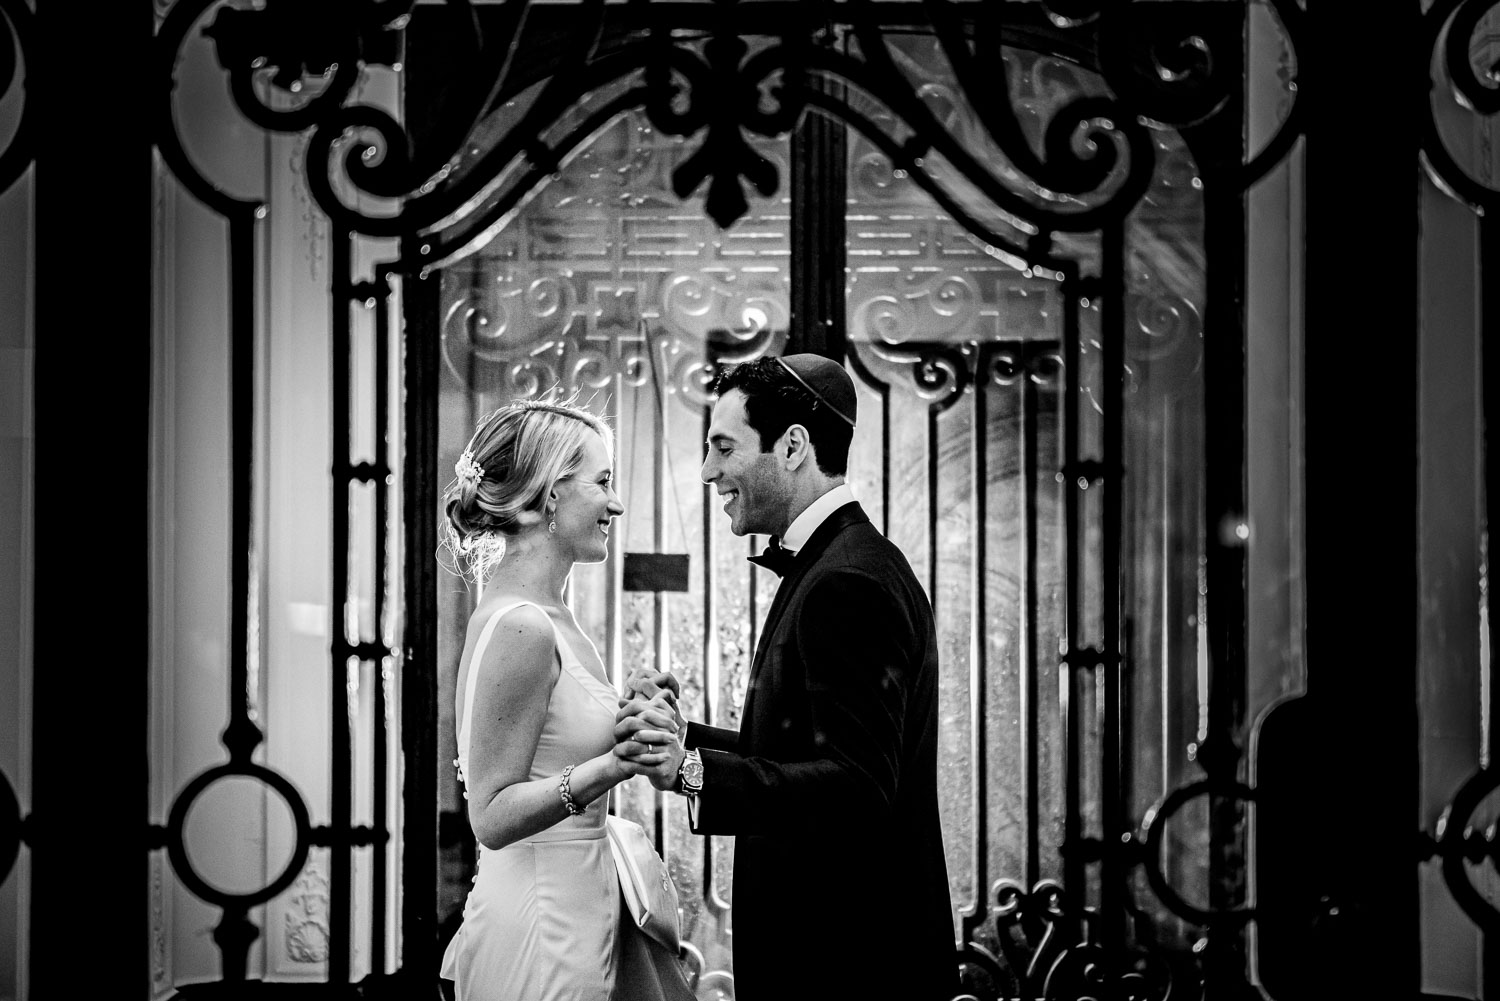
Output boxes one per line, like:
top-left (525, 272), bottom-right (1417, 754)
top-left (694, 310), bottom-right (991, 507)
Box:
top-left (613, 695), bottom-right (685, 789)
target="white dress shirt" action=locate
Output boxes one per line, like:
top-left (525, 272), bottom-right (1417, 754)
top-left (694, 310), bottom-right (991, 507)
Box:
top-left (779, 483), bottom-right (855, 554)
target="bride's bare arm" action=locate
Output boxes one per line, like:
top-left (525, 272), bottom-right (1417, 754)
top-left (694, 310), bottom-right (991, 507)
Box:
top-left (464, 605), bottom-right (668, 850)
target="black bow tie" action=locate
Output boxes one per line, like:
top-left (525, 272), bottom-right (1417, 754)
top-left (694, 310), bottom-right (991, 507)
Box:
top-left (747, 537), bottom-right (797, 577)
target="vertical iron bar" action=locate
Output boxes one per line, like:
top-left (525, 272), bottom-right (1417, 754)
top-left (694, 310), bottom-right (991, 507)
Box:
top-left (1060, 266), bottom-right (1084, 906)
top-left (881, 379), bottom-right (891, 537)
top-left (607, 370), bottom-right (624, 688)
top-left (788, 60), bottom-right (847, 361)
top-left (213, 907), bottom-right (258, 983)
top-left (330, 229), bottom-right (354, 983)
top-left (1100, 223), bottom-right (1126, 992)
top-left (1294, 2), bottom-right (1421, 989)
top-left (35, 2), bottom-right (153, 985)
top-left (226, 211), bottom-right (262, 768)
top-left (1160, 403), bottom-right (1176, 803)
top-left (1200, 163), bottom-right (1250, 988)
top-left (398, 182), bottom-right (441, 1001)
top-left (653, 334), bottom-right (670, 858)
top-left (849, 347), bottom-right (892, 534)
top-left (962, 357), bottom-right (989, 943)
top-left (170, 202), bottom-right (266, 982)
top-left (700, 406), bottom-right (730, 916)
top-left (928, 410), bottom-right (941, 633)
top-left (1481, 210), bottom-right (1500, 994)
top-left (371, 275), bottom-right (391, 974)
top-left (217, 211), bottom-right (264, 981)
top-left (1022, 350), bottom-right (1041, 891)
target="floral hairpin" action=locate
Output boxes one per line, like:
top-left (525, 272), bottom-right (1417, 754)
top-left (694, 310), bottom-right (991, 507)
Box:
top-left (455, 449), bottom-right (485, 488)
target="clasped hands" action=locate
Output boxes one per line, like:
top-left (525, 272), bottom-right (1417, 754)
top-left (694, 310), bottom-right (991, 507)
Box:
top-left (613, 668), bottom-right (686, 790)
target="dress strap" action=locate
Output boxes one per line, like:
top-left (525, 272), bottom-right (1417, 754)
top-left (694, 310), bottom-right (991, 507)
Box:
top-left (458, 600), bottom-right (555, 770)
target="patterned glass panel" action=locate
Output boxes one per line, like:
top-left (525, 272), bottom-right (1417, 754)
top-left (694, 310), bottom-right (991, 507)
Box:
top-left (434, 97), bottom-right (791, 995)
top-left (843, 37), bottom-right (1212, 991)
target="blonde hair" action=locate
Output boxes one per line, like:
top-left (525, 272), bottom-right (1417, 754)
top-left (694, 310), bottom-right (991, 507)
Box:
top-left (441, 399), bottom-right (613, 582)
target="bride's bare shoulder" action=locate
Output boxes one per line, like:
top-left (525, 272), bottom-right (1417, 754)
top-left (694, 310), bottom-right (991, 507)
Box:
top-left (468, 595), bottom-right (553, 642)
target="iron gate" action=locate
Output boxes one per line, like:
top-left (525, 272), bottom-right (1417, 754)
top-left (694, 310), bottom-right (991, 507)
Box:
top-left (2, 0), bottom-right (1498, 997)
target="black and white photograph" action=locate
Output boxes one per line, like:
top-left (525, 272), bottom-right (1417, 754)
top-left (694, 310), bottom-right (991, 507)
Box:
top-left (0, 0), bottom-right (1496, 998)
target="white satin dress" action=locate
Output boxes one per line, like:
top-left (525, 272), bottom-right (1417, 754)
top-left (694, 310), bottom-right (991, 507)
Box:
top-left (440, 600), bottom-right (693, 1001)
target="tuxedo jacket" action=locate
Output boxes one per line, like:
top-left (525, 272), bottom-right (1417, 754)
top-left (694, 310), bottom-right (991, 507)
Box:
top-left (685, 502), bottom-right (958, 1001)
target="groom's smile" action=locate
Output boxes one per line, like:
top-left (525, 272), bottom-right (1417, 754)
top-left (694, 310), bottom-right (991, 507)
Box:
top-left (702, 390), bottom-right (789, 538)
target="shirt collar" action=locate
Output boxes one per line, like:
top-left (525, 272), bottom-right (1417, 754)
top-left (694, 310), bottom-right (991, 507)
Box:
top-left (780, 483), bottom-right (855, 555)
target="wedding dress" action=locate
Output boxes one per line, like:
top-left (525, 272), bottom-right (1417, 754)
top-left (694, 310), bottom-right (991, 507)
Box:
top-left (440, 600), bottom-right (693, 1001)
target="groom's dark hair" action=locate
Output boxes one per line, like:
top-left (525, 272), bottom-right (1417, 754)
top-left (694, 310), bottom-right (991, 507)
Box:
top-left (710, 357), bottom-right (853, 476)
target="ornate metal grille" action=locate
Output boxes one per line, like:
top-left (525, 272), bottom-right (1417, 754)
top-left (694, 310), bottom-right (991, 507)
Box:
top-left (3, 0), bottom-right (1496, 997)
top-left (1418, 0), bottom-right (1500, 971)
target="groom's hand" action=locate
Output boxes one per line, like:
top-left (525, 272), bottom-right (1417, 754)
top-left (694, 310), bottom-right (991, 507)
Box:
top-left (623, 669), bottom-right (685, 731)
top-left (614, 695), bottom-right (685, 790)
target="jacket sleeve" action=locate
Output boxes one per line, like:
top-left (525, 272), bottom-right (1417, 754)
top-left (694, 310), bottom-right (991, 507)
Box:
top-left (690, 567), bottom-right (914, 836)
top-left (685, 721), bottom-right (740, 754)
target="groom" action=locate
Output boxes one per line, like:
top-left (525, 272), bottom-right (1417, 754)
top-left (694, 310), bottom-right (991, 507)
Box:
top-left (616, 354), bottom-right (958, 1000)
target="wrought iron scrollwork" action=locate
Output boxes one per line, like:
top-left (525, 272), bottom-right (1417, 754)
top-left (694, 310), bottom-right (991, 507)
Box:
top-left (643, 24), bottom-right (804, 228)
top-left (1421, 0), bottom-right (1500, 950)
top-left (1422, 766), bottom-right (1500, 935)
top-left (920, 1), bottom-right (1150, 212)
top-left (439, 266), bottom-right (785, 405)
top-left (1422, 0), bottom-right (1500, 214)
top-left (956, 878), bottom-right (1174, 1001)
top-left (157, 0), bottom-right (1304, 275)
top-left (146, 0), bottom-right (1313, 992)
top-left (0, 0), bottom-right (36, 195)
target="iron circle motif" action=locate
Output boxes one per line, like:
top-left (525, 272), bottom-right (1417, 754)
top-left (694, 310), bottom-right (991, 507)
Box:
top-left (0, 767), bottom-right (21, 885)
top-left (1434, 765), bottom-right (1500, 933)
top-left (165, 762), bottom-right (312, 908)
top-left (1139, 778), bottom-right (1257, 926)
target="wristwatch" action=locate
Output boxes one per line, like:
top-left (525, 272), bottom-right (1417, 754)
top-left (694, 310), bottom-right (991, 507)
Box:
top-left (677, 748), bottom-right (704, 796)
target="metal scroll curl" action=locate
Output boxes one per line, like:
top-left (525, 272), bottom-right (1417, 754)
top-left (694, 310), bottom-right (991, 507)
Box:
top-left (1425, 765), bottom-right (1500, 934)
top-left (1422, 0), bottom-right (1500, 215)
top-left (952, 878), bottom-right (1174, 1001)
top-left (835, 16), bottom-right (1155, 247)
top-left (1139, 779), bottom-right (1257, 928)
top-left (0, 0), bottom-right (37, 196)
top-left (847, 331), bottom-right (1065, 414)
top-left (923, 0), bottom-right (1151, 208)
top-left (850, 337), bottom-right (973, 412)
top-left (156, 0), bottom-right (1305, 280)
top-left (440, 267), bottom-right (785, 402)
top-left (1444, 0), bottom-right (1500, 117)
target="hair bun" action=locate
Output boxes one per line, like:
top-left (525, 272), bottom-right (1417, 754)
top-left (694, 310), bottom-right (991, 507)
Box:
top-left (437, 397), bottom-right (614, 584)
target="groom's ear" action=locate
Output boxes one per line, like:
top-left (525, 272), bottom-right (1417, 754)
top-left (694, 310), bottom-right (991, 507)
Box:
top-left (782, 424), bottom-right (811, 469)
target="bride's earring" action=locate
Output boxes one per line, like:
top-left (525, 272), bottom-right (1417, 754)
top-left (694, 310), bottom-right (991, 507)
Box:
top-left (548, 520), bottom-right (557, 534)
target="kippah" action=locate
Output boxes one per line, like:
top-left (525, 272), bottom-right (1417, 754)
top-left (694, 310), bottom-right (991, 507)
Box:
top-left (775, 354), bottom-right (857, 427)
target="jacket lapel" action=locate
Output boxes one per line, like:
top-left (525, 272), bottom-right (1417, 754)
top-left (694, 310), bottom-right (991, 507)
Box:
top-left (744, 502), bottom-right (870, 716)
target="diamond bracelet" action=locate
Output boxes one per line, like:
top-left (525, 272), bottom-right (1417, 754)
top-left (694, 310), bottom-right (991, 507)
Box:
top-left (558, 763), bottom-right (584, 816)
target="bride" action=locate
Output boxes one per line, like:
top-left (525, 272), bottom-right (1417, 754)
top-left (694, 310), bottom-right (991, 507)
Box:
top-left (438, 399), bottom-right (693, 1001)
